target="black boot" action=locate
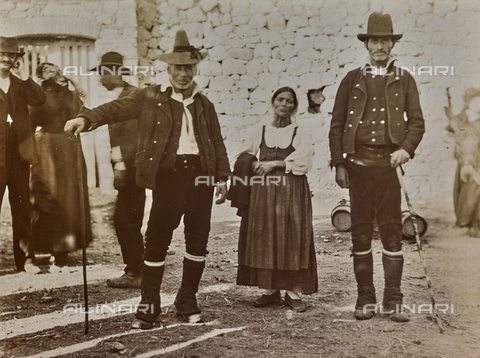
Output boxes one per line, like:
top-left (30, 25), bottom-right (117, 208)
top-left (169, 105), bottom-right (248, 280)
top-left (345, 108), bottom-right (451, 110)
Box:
top-left (132, 264), bottom-right (164, 329)
top-left (383, 253), bottom-right (409, 322)
top-left (175, 258), bottom-right (205, 323)
top-left (353, 250), bottom-right (376, 320)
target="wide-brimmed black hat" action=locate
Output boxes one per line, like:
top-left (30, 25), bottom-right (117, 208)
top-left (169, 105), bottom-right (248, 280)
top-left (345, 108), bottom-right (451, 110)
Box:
top-left (0, 37), bottom-right (25, 56)
top-left (357, 12), bottom-right (403, 42)
top-left (157, 30), bottom-right (207, 65)
top-left (90, 52), bottom-right (132, 75)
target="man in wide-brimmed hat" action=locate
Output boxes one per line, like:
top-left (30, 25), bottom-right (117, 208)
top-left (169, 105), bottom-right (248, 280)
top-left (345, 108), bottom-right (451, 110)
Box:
top-left (0, 36), bottom-right (46, 273)
top-left (90, 52), bottom-right (146, 289)
top-left (65, 30), bottom-right (230, 328)
top-left (329, 13), bottom-right (425, 322)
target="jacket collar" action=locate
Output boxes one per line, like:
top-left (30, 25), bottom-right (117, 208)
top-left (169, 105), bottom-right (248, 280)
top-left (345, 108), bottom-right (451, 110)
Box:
top-left (158, 76), bottom-right (200, 101)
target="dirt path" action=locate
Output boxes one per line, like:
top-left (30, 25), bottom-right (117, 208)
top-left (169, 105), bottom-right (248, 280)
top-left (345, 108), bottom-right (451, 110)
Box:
top-left (0, 189), bottom-right (479, 357)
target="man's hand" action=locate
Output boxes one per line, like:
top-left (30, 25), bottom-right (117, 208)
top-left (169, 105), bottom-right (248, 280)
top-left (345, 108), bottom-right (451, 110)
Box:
top-left (335, 164), bottom-right (350, 188)
top-left (215, 180), bottom-right (228, 204)
top-left (64, 117), bottom-right (87, 139)
top-left (10, 56), bottom-right (29, 81)
top-left (390, 149), bottom-right (410, 168)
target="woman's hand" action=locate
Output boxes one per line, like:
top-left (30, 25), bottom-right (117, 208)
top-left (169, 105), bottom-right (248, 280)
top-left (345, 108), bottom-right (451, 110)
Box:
top-left (254, 161), bottom-right (282, 176)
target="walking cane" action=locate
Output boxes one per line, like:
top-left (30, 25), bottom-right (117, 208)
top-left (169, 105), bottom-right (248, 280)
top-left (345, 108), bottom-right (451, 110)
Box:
top-left (75, 135), bottom-right (89, 334)
top-left (395, 166), bottom-right (444, 333)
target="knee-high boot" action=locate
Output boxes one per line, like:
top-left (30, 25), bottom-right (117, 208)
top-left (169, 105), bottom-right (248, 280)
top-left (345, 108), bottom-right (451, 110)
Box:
top-left (134, 264), bottom-right (164, 328)
top-left (353, 250), bottom-right (376, 320)
top-left (383, 251), bottom-right (409, 322)
top-left (175, 258), bottom-right (205, 322)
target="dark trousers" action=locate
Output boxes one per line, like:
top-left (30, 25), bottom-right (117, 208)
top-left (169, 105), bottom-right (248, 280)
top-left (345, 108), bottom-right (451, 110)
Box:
top-left (114, 178), bottom-right (146, 274)
top-left (0, 125), bottom-right (33, 271)
top-left (346, 161), bottom-right (403, 253)
top-left (144, 156), bottom-right (214, 263)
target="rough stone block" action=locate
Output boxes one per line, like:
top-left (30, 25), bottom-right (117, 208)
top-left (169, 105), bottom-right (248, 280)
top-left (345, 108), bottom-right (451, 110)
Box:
top-left (433, 0), bottom-right (457, 16)
top-left (232, 1), bottom-right (249, 17)
top-left (250, 88), bottom-right (270, 102)
top-left (258, 72), bottom-right (279, 90)
top-left (218, 0), bottom-right (232, 14)
top-left (0, 1), bottom-right (15, 11)
top-left (237, 75), bottom-right (258, 89)
top-left (294, 34), bottom-right (314, 53)
top-left (321, 70), bottom-right (337, 86)
top-left (250, 0), bottom-right (273, 15)
top-left (268, 31), bottom-right (286, 48)
top-left (186, 7), bottom-right (207, 22)
top-left (209, 76), bottom-right (234, 91)
top-left (268, 59), bottom-right (288, 74)
top-left (236, 25), bottom-right (257, 39)
top-left (252, 102), bottom-right (269, 115)
top-left (409, 0), bottom-right (432, 15)
top-left (176, 0), bottom-right (194, 11)
top-left (137, 26), bottom-right (152, 42)
top-left (221, 12), bottom-right (231, 24)
top-left (223, 99), bottom-right (251, 115)
top-left (16, 2), bottom-right (30, 11)
top-left (198, 61), bottom-right (223, 76)
top-left (286, 15), bottom-right (308, 32)
top-left (208, 45), bottom-right (229, 62)
top-left (280, 45), bottom-right (297, 60)
top-left (137, 1), bottom-right (156, 30)
top-left (232, 88), bottom-right (250, 99)
top-left (298, 73), bottom-right (323, 90)
top-left (246, 60), bottom-right (265, 76)
top-left (279, 75), bottom-right (299, 89)
top-left (266, 12), bottom-right (286, 32)
top-left (254, 43), bottom-right (271, 58)
top-left (232, 15), bottom-right (250, 26)
top-left (207, 10), bottom-right (221, 27)
top-left (228, 48), bottom-right (254, 61)
top-left (222, 58), bottom-right (246, 75)
top-left (337, 47), bottom-right (357, 66)
top-left (287, 57), bottom-right (312, 76)
top-left (203, 31), bottom-right (222, 49)
top-left (249, 14), bottom-right (267, 28)
top-left (297, 28), bottom-right (320, 36)
top-left (200, 0), bottom-right (218, 13)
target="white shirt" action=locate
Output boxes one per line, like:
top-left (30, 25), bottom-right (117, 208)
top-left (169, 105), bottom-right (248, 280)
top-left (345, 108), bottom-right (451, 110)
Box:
top-left (0, 76), bottom-right (10, 94)
top-left (159, 77), bottom-right (200, 155)
top-left (109, 85), bottom-right (126, 170)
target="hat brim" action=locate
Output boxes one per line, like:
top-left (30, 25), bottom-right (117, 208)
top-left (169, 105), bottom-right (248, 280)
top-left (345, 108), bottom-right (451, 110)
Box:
top-left (89, 64), bottom-right (132, 76)
top-left (357, 33), bottom-right (403, 42)
top-left (157, 51), bottom-right (207, 65)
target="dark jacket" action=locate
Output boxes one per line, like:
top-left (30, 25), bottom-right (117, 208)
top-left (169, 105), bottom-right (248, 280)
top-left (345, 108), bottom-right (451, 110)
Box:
top-left (108, 83), bottom-right (138, 173)
top-left (329, 65), bottom-right (425, 167)
top-left (78, 84), bottom-right (231, 190)
top-left (227, 153), bottom-right (257, 217)
top-left (0, 75), bottom-right (46, 166)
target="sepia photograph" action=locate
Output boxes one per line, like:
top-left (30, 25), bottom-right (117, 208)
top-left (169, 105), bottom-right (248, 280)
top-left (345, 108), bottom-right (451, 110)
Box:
top-left (0, 0), bottom-right (479, 357)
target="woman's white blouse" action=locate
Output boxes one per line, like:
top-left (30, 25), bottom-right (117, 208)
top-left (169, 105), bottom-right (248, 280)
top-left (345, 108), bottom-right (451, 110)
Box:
top-left (235, 123), bottom-right (314, 175)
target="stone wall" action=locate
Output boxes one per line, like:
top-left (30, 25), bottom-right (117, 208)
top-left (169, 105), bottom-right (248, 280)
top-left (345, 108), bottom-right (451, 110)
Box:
top-left (137, 0), bottom-right (479, 207)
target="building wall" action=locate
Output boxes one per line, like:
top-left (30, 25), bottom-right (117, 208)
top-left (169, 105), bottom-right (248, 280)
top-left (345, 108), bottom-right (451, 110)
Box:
top-left (0, 0), bottom-right (139, 193)
top-left (136, 0), bottom-right (478, 207)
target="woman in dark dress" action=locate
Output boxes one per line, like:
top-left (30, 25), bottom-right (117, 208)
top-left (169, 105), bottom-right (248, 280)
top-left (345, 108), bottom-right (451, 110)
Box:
top-left (234, 87), bottom-right (317, 311)
top-left (30, 62), bottom-right (92, 272)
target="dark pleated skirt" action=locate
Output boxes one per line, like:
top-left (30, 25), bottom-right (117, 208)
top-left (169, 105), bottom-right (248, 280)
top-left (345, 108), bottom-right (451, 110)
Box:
top-left (30, 130), bottom-right (92, 254)
top-left (453, 163), bottom-right (480, 227)
top-left (237, 169), bottom-right (318, 293)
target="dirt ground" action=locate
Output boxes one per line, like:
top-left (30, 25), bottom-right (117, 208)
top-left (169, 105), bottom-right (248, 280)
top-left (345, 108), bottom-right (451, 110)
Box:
top-left (0, 188), bottom-right (479, 358)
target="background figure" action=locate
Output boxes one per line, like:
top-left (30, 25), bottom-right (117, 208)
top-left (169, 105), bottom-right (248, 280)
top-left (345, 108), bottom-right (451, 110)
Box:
top-left (29, 62), bottom-right (92, 272)
top-left (90, 52), bottom-right (146, 288)
top-left (233, 87), bottom-right (317, 312)
top-left (447, 88), bottom-right (480, 237)
top-left (0, 37), bottom-right (46, 273)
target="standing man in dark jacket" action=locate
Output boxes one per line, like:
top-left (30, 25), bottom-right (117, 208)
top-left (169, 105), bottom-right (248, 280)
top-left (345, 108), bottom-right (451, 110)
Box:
top-left (90, 52), bottom-right (146, 288)
top-left (0, 37), bottom-right (46, 273)
top-left (65, 30), bottom-right (231, 328)
top-left (329, 13), bottom-right (425, 322)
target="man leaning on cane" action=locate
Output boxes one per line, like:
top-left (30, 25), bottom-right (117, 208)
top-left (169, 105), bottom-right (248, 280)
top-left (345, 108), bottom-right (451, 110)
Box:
top-left (65, 30), bottom-right (231, 329)
top-left (328, 13), bottom-right (425, 322)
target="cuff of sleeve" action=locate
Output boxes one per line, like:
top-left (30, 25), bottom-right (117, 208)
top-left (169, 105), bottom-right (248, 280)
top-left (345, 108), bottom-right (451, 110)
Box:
top-left (399, 145), bottom-right (415, 159)
top-left (285, 161), bottom-right (293, 173)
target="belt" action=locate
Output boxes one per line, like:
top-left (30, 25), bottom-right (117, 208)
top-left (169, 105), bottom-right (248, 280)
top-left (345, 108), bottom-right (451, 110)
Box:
top-left (175, 154), bottom-right (201, 170)
top-left (346, 145), bottom-right (396, 167)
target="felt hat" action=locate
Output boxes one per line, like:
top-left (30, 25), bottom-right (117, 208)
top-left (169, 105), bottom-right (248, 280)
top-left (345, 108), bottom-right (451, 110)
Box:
top-left (157, 29), bottom-right (207, 65)
top-left (357, 12), bottom-right (403, 42)
top-left (89, 52), bottom-right (132, 75)
top-left (0, 37), bottom-right (24, 56)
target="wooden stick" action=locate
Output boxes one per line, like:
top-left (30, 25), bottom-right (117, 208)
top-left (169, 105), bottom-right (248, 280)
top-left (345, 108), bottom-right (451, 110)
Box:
top-left (396, 166), bottom-right (444, 334)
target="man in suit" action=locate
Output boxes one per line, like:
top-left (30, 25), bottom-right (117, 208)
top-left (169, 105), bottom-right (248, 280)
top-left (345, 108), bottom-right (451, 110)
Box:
top-left (65, 30), bottom-right (230, 328)
top-left (90, 52), bottom-right (146, 288)
top-left (329, 13), bottom-right (425, 322)
top-left (0, 37), bottom-right (46, 272)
